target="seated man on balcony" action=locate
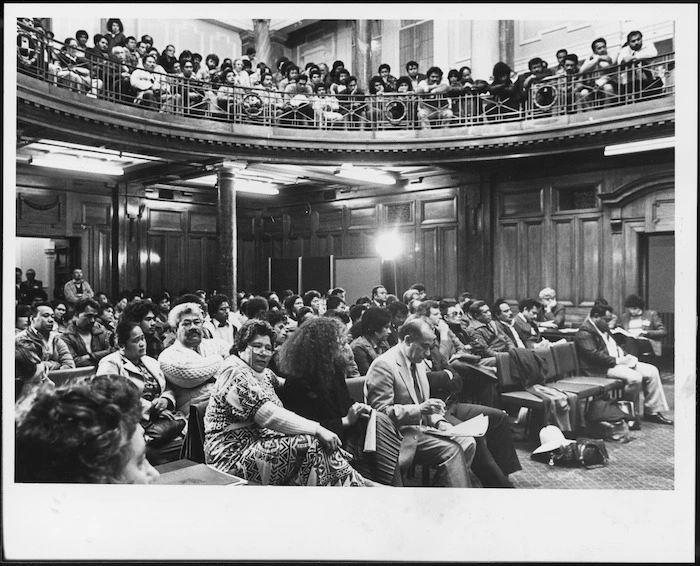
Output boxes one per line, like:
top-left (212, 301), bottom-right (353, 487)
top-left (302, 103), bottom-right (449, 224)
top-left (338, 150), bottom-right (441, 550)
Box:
top-left (109, 45), bottom-right (135, 102)
top-left (405, 60), bottom-right (427, 91)
top-left (178, 59), bottom-right (206, 115)
top-left (616, 30), bottom-right (661, 96)
top-left (252, 72), bottom-right (283, 120)
top-left (483, 62), bottom-right (520, 118)
top-left (577, 37), bottom-right (617, 109)
top-left (378, 63), bottom-right (397, 92)
top-left (415, 66), bottom-right (454, 128)
top-left (312, 83), bottom-right (344, 128)
top-left (131, 53), bottom-right (173, 110)
top-left (336, 75), bottom-right (367, 128)
top-left (282, 70), bottom-right (314, 125)
top-left (514, 57), bottom-right (554, 107)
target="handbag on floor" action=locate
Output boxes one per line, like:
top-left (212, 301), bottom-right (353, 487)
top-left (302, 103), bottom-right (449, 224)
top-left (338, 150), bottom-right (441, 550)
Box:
top-left (531, 438), bottom-right (609, 469)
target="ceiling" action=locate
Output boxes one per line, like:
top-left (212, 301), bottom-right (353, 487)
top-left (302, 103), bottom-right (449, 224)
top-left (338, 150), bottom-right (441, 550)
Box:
top-left (16, 136), bottom-right (448, 196)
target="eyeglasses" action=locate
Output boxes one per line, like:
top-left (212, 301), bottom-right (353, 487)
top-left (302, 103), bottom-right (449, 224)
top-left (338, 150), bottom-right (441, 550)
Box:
top-left (249, 344), bottom-right (274, 355)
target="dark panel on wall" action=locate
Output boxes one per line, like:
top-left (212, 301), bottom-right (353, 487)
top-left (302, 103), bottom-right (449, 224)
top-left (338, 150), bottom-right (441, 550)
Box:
top-left (421, 228), bottom-right (437, 294)
top-left (316, 209), bottom-right (343, 232)
top-left (422, 197), bottom-right (457, 224)
top-left (580, 217), bottom-right (601, 303)
top-left (498, 223), bottom-right (519, 300)
top-left (386, 202), bottom-right (414, 225)
top-left (84, 203), bottom-right (110, 226)
top-left (271, 258), bottom-right (300, 295)
top-left (553, 219), bottom-right (574, 301)
top-left (301, 257), bottom-right (331, 294)
top-left (17, 191), bottom-right (64, 227)
top-left (349, 206), bottom-right (377, 228)
top-left (238, 239), bottom-right (257, 293)
top-left (394, 228), bottom-right (416, 297)
top-left (149, 210), bottom-right (182, 231)
top-left (190, 212), bottom-right (217, 233)
top-left (441, 227), bottom-right (458, 297)
top-left (525, 221), bottom-right (544, 299)
top-left (502, 189), bottom-right (542, 217)
top-left (95, 228), bottom-right (112, 294)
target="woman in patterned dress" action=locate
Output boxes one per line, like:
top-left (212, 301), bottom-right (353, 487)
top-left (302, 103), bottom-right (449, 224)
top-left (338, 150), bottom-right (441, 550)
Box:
top-left (204, 319), bottom-right (370, 486)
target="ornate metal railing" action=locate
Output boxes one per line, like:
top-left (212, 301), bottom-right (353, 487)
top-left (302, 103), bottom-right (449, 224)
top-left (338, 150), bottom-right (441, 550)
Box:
top-left (18, 23), bottom-right (675, 132)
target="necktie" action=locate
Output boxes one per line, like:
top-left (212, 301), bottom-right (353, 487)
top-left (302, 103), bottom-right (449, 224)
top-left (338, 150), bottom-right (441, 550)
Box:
top-left (410, 363), bottom-right (424, 404)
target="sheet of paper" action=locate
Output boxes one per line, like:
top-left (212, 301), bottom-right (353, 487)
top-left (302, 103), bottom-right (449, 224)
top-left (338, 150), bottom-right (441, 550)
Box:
top-left (363, 409), bottom-right (377, 453)
top-left (424, 413), bottom-right (489, 438)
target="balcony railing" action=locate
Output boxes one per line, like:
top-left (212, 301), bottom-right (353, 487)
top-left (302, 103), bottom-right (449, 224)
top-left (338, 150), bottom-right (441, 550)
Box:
top-left (18, 23), bottom-right (675, 132)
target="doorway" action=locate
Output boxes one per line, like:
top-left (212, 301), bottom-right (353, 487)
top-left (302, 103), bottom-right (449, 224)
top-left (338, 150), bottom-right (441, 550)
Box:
top-left (642, 232), bottom-right (674, 359)
top-left (15, 236), bottom-right (81, 301)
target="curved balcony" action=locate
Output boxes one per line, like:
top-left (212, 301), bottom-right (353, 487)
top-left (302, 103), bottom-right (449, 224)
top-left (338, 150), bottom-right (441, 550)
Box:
top-left (17, 30), bottom-right (675, 166)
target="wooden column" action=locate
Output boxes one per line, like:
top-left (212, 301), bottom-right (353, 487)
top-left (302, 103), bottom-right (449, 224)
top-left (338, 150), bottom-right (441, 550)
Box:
top-left (352, 20), bottom-right (372, 87)
top-left (217, 162), bottom-right (246, 301)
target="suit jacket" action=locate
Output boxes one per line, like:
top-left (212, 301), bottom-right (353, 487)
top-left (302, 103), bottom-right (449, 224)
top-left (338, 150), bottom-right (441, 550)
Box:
top-left (366, 344), bottom-right (444, 469)
top-left (494, 319), bottom-right (520, 349)
top-left (467, 319), bottom-right (513, 356)
top-left (574, 319), bottom-right (618, 376)
top-left (512, 314), bottom-right (541, 349)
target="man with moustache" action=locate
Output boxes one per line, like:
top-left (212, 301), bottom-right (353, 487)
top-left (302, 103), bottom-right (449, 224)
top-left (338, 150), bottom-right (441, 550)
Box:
top-left (16, 303), bottom-right (75, 370)
top-left (61, 298), bottom-right (114, 368)
top-left (159, 302), bottom-right (230, 415)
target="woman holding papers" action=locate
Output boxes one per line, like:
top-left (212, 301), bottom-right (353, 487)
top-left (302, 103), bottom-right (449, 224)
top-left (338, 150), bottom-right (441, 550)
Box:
top-left (276, 317), bottom-right (403, 485)
top-left (204, 319), bottom-right (369, 486)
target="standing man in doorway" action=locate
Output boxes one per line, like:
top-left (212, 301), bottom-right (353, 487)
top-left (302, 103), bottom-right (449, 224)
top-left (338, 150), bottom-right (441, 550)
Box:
top-left (63, 268), bottom-right (95, 307)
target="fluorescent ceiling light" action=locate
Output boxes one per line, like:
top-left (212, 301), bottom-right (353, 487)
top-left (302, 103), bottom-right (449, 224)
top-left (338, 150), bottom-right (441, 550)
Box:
top-left (187, 174), bottom-right (279, 195)
top-left (604, 137), bottom-right (674, 157)
top-left (335, 164), bottom-right (396, 185)
top-left (31, 156), bottom-right (124, 176)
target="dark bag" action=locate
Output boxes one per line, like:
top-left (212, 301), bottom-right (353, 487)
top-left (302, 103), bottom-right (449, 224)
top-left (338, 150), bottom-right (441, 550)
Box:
top-left (144, 409), bottom-right (186, 448)
top-left (531, 438), bottom-right (609, 469)
top-left (586, 399), bottom-right (631, 423)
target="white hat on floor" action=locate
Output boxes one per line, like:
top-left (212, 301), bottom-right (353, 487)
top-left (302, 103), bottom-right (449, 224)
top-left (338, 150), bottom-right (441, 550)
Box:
top-left (532, 425), bottom-right (575, 454)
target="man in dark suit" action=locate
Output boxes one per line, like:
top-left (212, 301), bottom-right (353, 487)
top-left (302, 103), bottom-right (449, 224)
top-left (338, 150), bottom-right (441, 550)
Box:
top-left (20, 268), bottom-right (44, 301)
top-left (492, 298), bottom-right (525, 349)
top-left (513, 298), bottom-right (545, 349)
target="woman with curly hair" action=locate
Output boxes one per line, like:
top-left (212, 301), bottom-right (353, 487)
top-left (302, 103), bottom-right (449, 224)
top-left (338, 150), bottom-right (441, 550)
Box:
top-left (15, 374), bottom-right (159, 484)
top-left (276, 317), bottom-right (403, 485)
top-left (204, 319), bottom-right (370, 486)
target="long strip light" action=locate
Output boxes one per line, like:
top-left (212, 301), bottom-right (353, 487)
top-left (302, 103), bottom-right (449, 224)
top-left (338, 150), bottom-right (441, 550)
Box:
top-left (30, 156), bottom-right (124, 176)
top-left (335, 164), bottom-right (397, 185)
top-left (187, 174), bottom-right (279, 195)
top-left (604, 137), bottom-right (674, 157)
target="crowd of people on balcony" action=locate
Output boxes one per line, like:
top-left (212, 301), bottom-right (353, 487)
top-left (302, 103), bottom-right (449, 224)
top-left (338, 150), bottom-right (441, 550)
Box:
top-left (18, 18), bottom-right (671, 129)
top-left (15, 261), bottom-right (672, 485)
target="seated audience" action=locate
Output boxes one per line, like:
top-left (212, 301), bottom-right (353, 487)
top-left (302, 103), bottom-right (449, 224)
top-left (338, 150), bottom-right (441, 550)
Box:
top-left (615, 294), bottom-right (668, 358)
top-left (616, 30), bottom-right (661, 95)
top-left (405, 60), bottom-right (427, 91)
top-left (283, 294), bottom-right (304, 327)
top-left (302, 289), bottom-right (323, 314)
top-left (16, 302), bottom-right (75, 370)
top-left (484, 61), bottom-right (519, 117)
top-left (466, 300), bottom-right (514, 355)
top-left (158, 302), bottom-right (229, 414)
top-left (577, 37), bottom-right (617, 108)
top-left (203, 293), bottom-right (240, 346)
top-left (15, 304), bottom-right (32, 334)
top-left (276, 317), bottom-right (402, 485)
top-left (415, 66), bottom-right (454, 128)
top-left (492, 298), bottom-right (524, 349)
top-left (204, 319), bottom-right (370, 486)
top-left (15, 374), bottom-right (160, 484)
top-left (50, 299), bottom-right (70, 335)
top-left (15, 336), bottom-right (54, 403)
top-left (97, 320), bottom-right (184, 459)
top-left (296, 306), bottom-right (316, 325)
top-left (351, 307), bottom-right (392, 376)
top-left (104, 18), bottom-right (126, 50)
top-left (537, 287), bottom-right (566, 328)
top-left (61, 298), bottom-right (114, 367)
top-left (513, 298), bottom-right (548, 349)
top-left (378, 63), bottom-right (397, 92)
top-left (386, 301), bottom-right (409, 347)
top-left (131, 53), bottom-right (177, 110)
top-left (121, 300), bottom-right (163, 358)
top-left (99, 303), bottom-right (117, 334)
top-left (575, 305), bottom-right (672, 426)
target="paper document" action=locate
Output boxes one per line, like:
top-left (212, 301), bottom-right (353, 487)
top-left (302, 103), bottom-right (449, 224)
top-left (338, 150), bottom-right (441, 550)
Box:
top-left (610, 327), bottom-right (634, 338)
top-left (425, 413), bottom-right (489, 438)
top-left (363, 409), bottom-right (377, 453)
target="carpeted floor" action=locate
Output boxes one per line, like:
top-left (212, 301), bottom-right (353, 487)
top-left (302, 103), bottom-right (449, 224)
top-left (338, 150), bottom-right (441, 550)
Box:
top-left (510, 369), bottom-right (675, 490)
top-left (404, 366), bottom-right (676, 490)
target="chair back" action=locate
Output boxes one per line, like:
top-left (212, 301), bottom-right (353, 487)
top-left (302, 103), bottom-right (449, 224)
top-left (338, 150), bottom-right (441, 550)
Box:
top-left (346, 376), bottom-right (367, 403)
top-left (495, 352), bottom-right (518, 391)
top-left (533, 347), bottom-right (557, 382)
top-left (47, 366), bottom-right (96, 386)
top-left (179, 401), bottom-right (208, 464)
top-left (550, 342), bottom-right (580, 377)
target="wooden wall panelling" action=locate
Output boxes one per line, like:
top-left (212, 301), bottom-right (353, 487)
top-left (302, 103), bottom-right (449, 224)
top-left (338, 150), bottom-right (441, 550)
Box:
top-left (238, 238), bottom-right (257, 294)
top-left (440, 226), bottom-right (459, 298)
top-left (578, 215), bottom-right (603, 304)
top-left (552, 218), bottom-right (574, 303)
top-left (524, 220), bottom-right (544, 300)
top-left (496, 221), bottom-right (519, 301)
top-left (420, 228), bottom-right (438, 296)
top-left (394, 228), bottom-right (416, 298)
